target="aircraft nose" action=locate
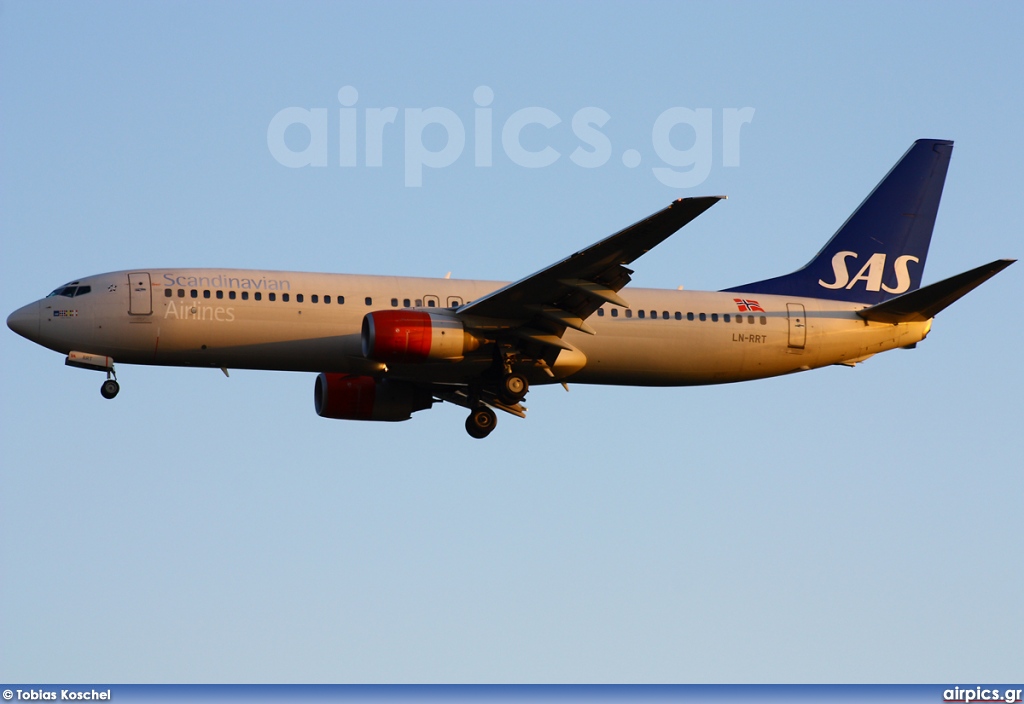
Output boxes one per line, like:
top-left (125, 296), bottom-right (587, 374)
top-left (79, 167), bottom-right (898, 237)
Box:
top-left (7, 301), bottom-right (40, 341)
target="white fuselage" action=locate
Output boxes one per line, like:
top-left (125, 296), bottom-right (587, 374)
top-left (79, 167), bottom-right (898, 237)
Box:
top-left (19, 268), bottom-right (931, 386)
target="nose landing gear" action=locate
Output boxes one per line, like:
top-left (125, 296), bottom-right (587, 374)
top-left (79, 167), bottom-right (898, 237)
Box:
top-left (65, 351), bottom-right (120, 400)
top-left (100, 376), bottom-right (120, 399)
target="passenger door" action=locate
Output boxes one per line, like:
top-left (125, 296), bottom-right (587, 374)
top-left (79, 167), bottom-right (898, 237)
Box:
top-left (128, 272), bottom-right (152, 316)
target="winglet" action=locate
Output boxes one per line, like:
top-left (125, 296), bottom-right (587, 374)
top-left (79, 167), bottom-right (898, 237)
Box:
top-left (857, 259), bottom-right (1014, 323)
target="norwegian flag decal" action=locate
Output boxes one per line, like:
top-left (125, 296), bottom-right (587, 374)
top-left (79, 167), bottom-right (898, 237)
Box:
top-left (733, 298), bottom-right (765, 313)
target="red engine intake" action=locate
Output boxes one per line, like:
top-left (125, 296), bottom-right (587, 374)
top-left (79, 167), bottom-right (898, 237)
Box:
top-left (314, 373), bottom-right (433, 422)
top-left (361, 310), bottom-right (478, 363)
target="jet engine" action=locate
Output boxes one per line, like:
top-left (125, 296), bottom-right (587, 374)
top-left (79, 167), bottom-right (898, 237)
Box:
top-left (361, 310), bottom-right (479, 363)
top-left (314, 373), bottom-right (433, 422)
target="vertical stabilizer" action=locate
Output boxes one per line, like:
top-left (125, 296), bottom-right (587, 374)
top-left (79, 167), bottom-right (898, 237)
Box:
top-left (725, 139), bottom-right (953, 305)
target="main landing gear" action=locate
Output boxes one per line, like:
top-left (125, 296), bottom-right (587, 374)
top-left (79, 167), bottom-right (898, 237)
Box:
top-left (464, 372), bottom-right (530, 439)
top-left (465, 406), bottom-right (497, 439)
top-left (498, 373), bottom-right (529, 405)
top-left (462, 349), bottom-right (532, 438)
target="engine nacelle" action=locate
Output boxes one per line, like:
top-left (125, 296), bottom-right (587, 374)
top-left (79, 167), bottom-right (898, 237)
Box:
top-left (314, 373), bottom-right (433, 422)
top-left (361, 310), bottom-right (479, 363)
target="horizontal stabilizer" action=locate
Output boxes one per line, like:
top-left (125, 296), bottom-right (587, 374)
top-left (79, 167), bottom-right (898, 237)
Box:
top-left (857, 259), bottom-right (1015, 323)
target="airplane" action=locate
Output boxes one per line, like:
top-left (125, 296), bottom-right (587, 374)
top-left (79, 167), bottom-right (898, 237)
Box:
top-left (6, 139), bottom-right (1014, 438)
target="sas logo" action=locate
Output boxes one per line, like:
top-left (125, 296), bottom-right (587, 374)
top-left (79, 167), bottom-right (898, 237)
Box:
top-left (53, 310), bottom-right (78, 317)
top-left (818, 251), bottom-right (919, 294)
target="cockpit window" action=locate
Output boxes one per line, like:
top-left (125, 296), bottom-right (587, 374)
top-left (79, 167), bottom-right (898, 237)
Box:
top-left (46, 281), bottom-right (84, 298)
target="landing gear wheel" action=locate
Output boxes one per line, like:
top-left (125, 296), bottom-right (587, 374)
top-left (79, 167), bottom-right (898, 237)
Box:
top-left (100, 379), bottom-right (120, 399)
top-left (499, 373), bottom-right (529, 404)
top-left (465, 406), bottom-right (497, 439)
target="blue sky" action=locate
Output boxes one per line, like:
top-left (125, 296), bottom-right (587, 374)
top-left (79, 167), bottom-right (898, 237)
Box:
top-left (2, 0), bottom-right (1021, 683)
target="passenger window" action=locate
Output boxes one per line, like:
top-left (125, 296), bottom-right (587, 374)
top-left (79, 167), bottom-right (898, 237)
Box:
top-left (760, 316), bottom-right (767, 325)
top-left (723, 313), bottom-right (730, 322)
top-left (674, 312), bottom-right (681, 320)
top-left (338, 296), bottom-right (345, 304)
top-left (699, 313), bottom-right (706, 321)
top-left (638, 310), bottom-right (645, 319)
top-left (611, 308), bottom-right (619, 317)
top-left (324, 295), bottom-right (331, 304)
top-left (269, 293), bottom-right (276, 301)
top-left (165, 288), bottom-right (172, 298)
top-left (736, 315), bottom-right (743, 324)
top-left (365, 297), bottom-right (372, 306)
top-left (216, 290), bottom-right (224, 299)
top-left (662, 311), bottom-right (669, 319)
top-left (296, 294), bottom-right (303, 303)
top-left (311, 294), bottom-right (318, 303)
top-left (229, 291), bottom-right (236, 300)
top-left (282, 293), bottom-right (289, 302)
top-left (178, 289), bottom-right (185, 298)
top-left (415, 299), bottom-right (423, 307)
top-left (711, 313), bottom-right (718, 322)
top-left (254, 292), bottom-right (261, 301)
top-left (651, 310), bottom-right (657, 319)
top-left (625, 310), bottom-right (633, 318)
top-left (687, 312), bottom-right (694, 321)
top-left (427, 299), bottom-right (436, 307)
top-left (203, 290), bottom-right (211, 299)
top-left (403, 298), bottom-right (411, 308)
top-left (190, 290), bottom-right (198, 298)
top-left (748, 315), bottom-right (754, 324)
top-left (240, 291), bottom-right (248, 300)
top-left (391, 298), bottom-right (399, 307)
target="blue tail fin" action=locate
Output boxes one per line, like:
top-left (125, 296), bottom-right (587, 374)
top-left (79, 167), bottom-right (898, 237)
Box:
top-left (724, 139), bottom-right (953, 305)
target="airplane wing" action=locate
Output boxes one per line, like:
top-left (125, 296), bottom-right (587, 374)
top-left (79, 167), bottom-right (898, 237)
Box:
top-left (456, 196), bottom-right (725, 339)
